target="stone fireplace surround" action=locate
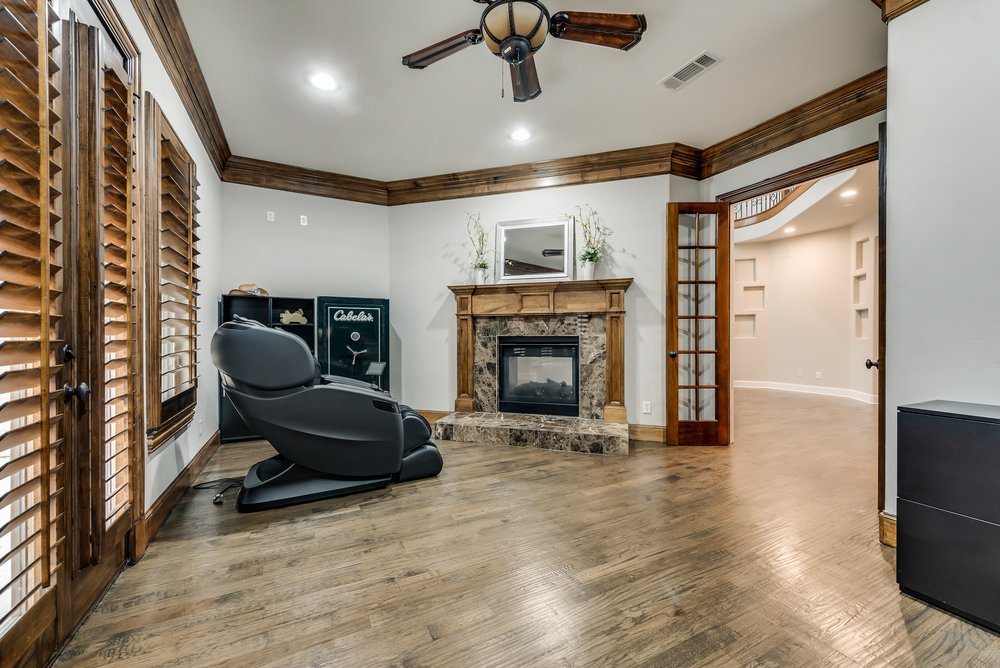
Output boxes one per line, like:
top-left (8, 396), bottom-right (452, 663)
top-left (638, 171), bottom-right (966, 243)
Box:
top-left (437, 279), bottom-right (633, 456)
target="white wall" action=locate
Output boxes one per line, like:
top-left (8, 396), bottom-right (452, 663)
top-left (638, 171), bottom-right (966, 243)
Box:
top-left (101, 0), bottom-right (225, 510)
top-left (884, 0), bottom-right (1000, 515)
top-left (387, 176), bottom-right (673, 425)
top-left (220, 183), bottom-right (390, 299)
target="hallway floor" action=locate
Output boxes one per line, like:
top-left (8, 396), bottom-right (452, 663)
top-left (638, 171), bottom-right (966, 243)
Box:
top-left (55, 390), bottom-right (1000, 667)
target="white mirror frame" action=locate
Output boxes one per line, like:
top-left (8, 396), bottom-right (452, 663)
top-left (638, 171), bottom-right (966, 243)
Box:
top-left (494, 216), bottom-right (575, 283)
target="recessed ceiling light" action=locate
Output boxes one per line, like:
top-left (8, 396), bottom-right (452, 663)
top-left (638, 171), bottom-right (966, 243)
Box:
top-left (310, 73), bottom-right (338, 91)
top-left (511, 129), bottom-right (531, 141)
top-left (841, 190), bottom-right (857, 197)
top-left (784, 227), bottom-right (795, 233)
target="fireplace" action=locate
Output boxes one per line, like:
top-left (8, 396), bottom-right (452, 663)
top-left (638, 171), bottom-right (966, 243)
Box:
top-left (498, 336), bottom-right (579, 417)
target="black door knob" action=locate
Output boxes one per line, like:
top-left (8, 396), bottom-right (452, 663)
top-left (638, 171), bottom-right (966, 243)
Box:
top-left (865, 359), bottom-right (879, 370)
top-left (63, 382), bottom-right (91, 402)
top-left (669, 351), bottom-right (677, 358)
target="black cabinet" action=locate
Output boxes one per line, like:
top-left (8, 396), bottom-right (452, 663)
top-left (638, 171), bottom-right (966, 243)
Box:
top-left (897, 400), bottom-right (1000, 633)
top-left (218, 294), bottom-right (315, 443)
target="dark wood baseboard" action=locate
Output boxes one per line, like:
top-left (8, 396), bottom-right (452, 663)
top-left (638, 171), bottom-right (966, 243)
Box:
top-left (132, 430), bottom-right (221, 561)
top-left (628, 424), bottom-right (667, 443)
top-left (879, 511), bottom-right (897, 548)
top-left (415, 409), bottom-right (452, 424)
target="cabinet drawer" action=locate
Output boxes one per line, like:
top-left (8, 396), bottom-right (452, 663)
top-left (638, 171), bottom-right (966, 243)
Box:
top-left (898, 412), bottom-right (1000, 524)
top-left (897, 499), bottom-right (1000, 633)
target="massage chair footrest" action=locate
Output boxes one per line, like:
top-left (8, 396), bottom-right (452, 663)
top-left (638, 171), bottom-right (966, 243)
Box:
top-left (397, 442), bottom-right (443, 483)
top-left (237, 455), bottom-right (391, 513)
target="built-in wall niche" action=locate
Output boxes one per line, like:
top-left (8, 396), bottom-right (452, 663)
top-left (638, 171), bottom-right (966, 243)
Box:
top-left (856, 309), bottom-right (869, 339)
top-left (735, 258), bottom-right (756, 283)
top-left (735, 314), bottom-right (756, 338)
top-left (853, 274), bottom-right (867, 305)
top-left (856, 238), bottom-right (870, 271)
top-left (743, 285), bottom-right (765, 311)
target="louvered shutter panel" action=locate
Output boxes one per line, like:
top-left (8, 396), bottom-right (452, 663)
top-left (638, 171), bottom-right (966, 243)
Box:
top-left (99, 59), bottom-right (134, 533)
top-left (0, 0), bottom-right (64, 631)
top-left (146, 97), bottom-right (197, 450)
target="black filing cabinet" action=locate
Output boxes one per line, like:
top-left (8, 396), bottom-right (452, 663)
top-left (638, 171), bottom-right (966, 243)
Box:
top-left (897, 400), bottom-right (1000, 633)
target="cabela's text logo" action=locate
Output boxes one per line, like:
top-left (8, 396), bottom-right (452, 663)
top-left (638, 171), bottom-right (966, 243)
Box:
top-left (333, 310), bottom-right (375, 322)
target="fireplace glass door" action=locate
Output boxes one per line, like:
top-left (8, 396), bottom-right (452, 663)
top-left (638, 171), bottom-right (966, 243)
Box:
top-left (498, 336), bottom-right (579, 417)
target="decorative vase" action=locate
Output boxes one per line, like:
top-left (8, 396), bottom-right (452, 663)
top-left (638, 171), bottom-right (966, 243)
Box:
top-left (474, 267), bottom-right (489, 285)
top-left (579, 260), bottom-right (596, 281)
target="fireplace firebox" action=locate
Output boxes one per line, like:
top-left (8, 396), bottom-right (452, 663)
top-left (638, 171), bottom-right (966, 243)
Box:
top-left (498, 336), bottom-right (579, 417)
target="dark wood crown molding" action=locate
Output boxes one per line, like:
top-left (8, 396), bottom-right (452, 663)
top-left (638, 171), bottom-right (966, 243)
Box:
top-left (385, 143), bottom-right (702, 206)
top-left (131, 0), bottom-right (231, 176)
top-left (882, 0), bottom-right (932, 22)
top-left (716, 142), bottom-right (879, 204)
top-left (699, 68), bottom-right (886, 179)
top-left (222, 156), bottom-right (389, 206)
top-left (128, 1), bottom-right (885, 205)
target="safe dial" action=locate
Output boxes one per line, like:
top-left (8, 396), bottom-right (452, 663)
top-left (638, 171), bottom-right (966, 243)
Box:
top-left (350, 332), bottom-right (360, 342)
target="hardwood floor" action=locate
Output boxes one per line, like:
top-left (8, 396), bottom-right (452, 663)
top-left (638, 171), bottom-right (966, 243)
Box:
top-left (55, 389), bottom-right (1000, 667)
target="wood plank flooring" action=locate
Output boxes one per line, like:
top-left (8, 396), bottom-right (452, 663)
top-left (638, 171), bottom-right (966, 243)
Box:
top-left (54, 389), bottom-right (1000, 667)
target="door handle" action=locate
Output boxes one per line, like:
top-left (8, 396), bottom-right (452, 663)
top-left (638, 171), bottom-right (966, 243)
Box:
top-left (63, 382), bottom-right (91, 402)
top-left (669, 351), bottom-right (677, 358)
top-left (865, 359), bottom-right (879, 370)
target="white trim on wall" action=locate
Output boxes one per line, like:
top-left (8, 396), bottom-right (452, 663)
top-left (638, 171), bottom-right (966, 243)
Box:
top-left (734, 380), bottom-right (876, 404)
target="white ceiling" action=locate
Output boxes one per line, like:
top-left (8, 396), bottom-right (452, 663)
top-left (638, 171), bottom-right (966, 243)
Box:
top-left (174, 0), bottom-right (887, 182)
top-left (735, 161), bottom-right (879, 244)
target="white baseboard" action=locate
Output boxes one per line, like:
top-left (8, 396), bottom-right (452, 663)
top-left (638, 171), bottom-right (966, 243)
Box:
top-left (733, 380), bottom-right (877, 405)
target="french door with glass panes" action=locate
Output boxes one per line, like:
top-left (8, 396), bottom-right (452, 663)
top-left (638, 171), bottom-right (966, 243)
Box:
top-left (667, 203), bottom-right (730, 446)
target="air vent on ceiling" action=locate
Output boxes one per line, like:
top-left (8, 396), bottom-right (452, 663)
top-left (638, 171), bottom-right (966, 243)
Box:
top-left (658, 51), bottom-right (721, 91)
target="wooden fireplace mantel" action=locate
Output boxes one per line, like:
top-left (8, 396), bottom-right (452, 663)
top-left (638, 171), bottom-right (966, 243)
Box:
top-left (448, 278), bottom-right (633, 423)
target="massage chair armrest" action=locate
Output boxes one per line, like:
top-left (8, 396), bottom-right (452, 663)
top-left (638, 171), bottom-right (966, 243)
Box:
top-left (320, 374), bottom-right (384, 393)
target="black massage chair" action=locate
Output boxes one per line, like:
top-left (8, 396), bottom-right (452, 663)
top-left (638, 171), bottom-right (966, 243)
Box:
top-left (211, 316), bottom-right (443, 512)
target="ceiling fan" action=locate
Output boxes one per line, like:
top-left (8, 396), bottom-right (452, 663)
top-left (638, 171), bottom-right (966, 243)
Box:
top-left (401, 0), bottom-right (647, 103)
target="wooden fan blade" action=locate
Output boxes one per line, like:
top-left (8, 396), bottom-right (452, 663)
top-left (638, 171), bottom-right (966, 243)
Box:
top-left (402, 29), bottom-right (483, 69)
top-left (549, 12), bottom-right (647, 51)
top-left (510, 56), bottom-right (541, 103)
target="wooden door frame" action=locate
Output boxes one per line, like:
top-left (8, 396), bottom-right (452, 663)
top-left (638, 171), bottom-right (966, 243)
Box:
top-left (715, 140), bottom-right (886, 509)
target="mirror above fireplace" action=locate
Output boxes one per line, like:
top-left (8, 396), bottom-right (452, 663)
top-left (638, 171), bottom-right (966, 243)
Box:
top-left (495, 216), bottom-right (574, 283)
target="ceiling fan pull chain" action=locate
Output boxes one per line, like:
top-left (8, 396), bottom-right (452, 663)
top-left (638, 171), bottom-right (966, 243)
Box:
top-left (501, 56), bottom-right (505, 98)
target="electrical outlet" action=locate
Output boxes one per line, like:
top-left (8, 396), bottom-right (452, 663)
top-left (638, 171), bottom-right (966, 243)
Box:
top-left (266, 210), bottom-right (275, 222)
top-left (300, 215), bottom-right (308, 226)
top-left (642, 401), bottom-right (651, 414)
top-left (198, 419), bottom-right (203, 436)
top-left (815, 371), bottom-right (822, 379)
top-left (797, 370), bottom-right (802, 377)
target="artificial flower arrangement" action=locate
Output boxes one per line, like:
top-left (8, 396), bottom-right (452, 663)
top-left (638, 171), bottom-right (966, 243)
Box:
top-left (467, 212), bottom-right (493, 270)
top-left (572, 204), bottom-right (613, 263)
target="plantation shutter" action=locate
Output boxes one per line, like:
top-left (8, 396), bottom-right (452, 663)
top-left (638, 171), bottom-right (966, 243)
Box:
top-left (145, 96), bottom-right (198, 451)
top-left (97, 52), bottom-right (135, 539)
top-left (0, 0), bottom-right (65, 633)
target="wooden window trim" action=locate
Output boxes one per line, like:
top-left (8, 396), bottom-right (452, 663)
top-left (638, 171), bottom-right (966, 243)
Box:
top-left (144, 95), bottom-right (199, 453)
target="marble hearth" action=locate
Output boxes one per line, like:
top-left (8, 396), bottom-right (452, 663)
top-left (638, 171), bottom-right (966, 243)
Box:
top-left (434, 412), bottom-right (629, 456)
top-left (445, 279), bottom-right (633, 456)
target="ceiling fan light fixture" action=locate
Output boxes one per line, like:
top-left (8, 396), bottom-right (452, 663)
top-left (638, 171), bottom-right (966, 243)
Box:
top-left (481, 0), bottom-right (549, 64)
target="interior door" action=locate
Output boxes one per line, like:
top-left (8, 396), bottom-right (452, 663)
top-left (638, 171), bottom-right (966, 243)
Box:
top-left (667, 203), bottom-right (730, 446)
